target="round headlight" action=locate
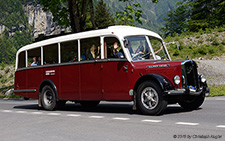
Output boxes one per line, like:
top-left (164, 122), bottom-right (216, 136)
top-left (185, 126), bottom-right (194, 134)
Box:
top-left (200, 74), bottom-right (206, 83)
top-left (174, 75), bottom-right (180, 85)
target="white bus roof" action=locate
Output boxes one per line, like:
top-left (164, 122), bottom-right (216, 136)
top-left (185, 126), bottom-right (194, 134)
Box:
top-left (17, 26), bottom-right (162, 53)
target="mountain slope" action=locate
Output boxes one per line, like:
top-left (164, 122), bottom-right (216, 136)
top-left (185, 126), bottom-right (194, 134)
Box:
top-left (101, 0), bottom-right (179, 33)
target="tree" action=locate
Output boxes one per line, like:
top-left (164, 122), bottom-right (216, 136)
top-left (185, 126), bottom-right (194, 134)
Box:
top-left (40, 0), bottom-right (96, 33)
top-left (186, 0), bottom-right (225, 31)
top-left (40, 0), bottom-right (159, 33)
top-left (0, 0), bottom-right (28, 29)
top-left (162, 1), bottom-right (190, 36)
top-left (115, 0), bottom-right (143, 26)
top-left (95, 0), bottom-right (115, 29)
top-left (163, 0), bottom-right (225, 36)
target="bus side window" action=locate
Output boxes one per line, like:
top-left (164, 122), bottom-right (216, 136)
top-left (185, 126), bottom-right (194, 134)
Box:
top-left (28, 48), bottom-right (41, 67)
top-left (18, 51), bottom-right (26, 68)
top-left (43, 44), bottom-right (58, 65)
top-left (104, 37), bottom-right (124, 59)
top-left (61, 40), bottom-right (78, 63)
top-left (80, 37), bottom-right (100, 61)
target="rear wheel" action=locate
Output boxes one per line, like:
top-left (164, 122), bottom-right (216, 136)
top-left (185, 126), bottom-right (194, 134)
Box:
top-left (41, 85), bottom-right (57, 110)
top-left (80, 101), bottom-right (100, 108)
top-left (136, 81), bottom-right (167, 115)
top-left (178, 93), bottom-right (205, 110)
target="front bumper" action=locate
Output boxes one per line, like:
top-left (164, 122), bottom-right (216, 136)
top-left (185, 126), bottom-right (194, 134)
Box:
top-left (167, 87), bottom-right (210, 96)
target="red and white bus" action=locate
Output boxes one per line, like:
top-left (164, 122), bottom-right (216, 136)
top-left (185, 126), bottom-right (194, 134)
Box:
top-left (14, 26), bottom-right (209, 115)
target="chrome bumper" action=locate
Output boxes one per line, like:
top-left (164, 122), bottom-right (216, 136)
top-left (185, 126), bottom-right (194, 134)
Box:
top-left (167, 87), bottom-right (210, 96)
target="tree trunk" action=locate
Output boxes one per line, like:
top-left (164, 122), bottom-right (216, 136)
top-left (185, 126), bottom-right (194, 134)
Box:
top-left (89, 0), bottom-right (96, 29)
top-left (68, 0), bottom-right (80, 33)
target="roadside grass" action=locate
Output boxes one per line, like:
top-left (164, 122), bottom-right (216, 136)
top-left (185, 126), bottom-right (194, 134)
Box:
top-left (164, 27), bottom-right (225, 60)
top-left (0, 94), bottom-right (22, 98)
top-left (0, 85), bottom-right (21, 98)
top-left (208, 85), bottom-right (225, 97)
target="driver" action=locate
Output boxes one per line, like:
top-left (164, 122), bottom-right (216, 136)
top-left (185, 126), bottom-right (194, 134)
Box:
top-left (135, 41), bottom-right (144, 54)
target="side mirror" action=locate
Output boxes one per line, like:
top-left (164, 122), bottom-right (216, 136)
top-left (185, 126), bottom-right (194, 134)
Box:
top-left (123, 39), bottom-right (129, 48)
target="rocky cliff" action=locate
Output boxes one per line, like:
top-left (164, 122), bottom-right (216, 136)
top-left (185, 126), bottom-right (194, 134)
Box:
top-left (23, 2), bottom-right (67, 38)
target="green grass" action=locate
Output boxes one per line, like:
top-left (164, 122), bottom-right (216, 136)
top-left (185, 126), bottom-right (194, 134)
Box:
top-left (0, 94), bottom-right (22, 99)
top-left (164, 26), bottom-right (225, 60)
top-left (208, 85), bottom-right (225, 97)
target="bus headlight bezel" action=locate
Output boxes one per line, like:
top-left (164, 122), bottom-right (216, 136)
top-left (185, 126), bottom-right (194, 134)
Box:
top-left (174, 75), bottom-right (181, 85)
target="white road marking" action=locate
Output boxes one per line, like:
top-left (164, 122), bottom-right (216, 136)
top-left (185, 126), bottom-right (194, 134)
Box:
top-left (15, 111), bottom-right (28, 114)
top-left (176, 122), bottom-right (199, 126)
top-left (216, 125), bottom-right (225, 128)
top-left (2, 110), bottom-right (13, 113)
top-left (113, 117), bottom-right (130, 121)
top-left (31, 112), bottom-right (43, 115)
top-left (89, 116), bottom-right (104, 119)
top-left (142, 119), bottom-right (162, 123)
top-left (47, 113), bottom-right (61, 116)
top-left (66, 114), bottom-right (81, 117)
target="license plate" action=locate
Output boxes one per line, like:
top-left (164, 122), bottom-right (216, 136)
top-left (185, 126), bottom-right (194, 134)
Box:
top-left (188, 85), bottom-right (196, 92)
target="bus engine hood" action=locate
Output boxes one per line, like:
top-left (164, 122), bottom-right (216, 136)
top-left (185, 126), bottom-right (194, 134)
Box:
top-left (131, 60), bottom-right (184, 87)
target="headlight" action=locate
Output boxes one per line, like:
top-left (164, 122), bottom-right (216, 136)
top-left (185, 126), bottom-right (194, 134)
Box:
top-left (174, 75), bottom-right (180, 85)
top-left (200, 74), bottom-right (206, 83)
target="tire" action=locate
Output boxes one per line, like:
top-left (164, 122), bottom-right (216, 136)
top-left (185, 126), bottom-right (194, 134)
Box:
top-left (178, 93), bottom-right (205, 110)
top-left (136, 81), bottom-right (167, 115)
top-left (41, 85), bottom-right (57, 111)
top-left (80, 101), bottom-right (100, 108)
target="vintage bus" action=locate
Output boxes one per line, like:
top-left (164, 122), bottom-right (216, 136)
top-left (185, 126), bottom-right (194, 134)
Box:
top-left (14, 26), bottom-right (209, 115)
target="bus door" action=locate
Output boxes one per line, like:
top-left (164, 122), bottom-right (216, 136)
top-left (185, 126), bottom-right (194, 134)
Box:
top-left (102, 37), bottom-right (130, 100)
top-left (79, 37), bottom-right (103, 100)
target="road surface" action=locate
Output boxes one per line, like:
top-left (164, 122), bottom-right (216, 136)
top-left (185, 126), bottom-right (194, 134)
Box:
top-left (0, 96), bottom-right (225, 141)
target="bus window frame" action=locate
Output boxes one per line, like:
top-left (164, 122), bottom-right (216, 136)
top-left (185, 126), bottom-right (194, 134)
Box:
top-left (102, 35), bottom-right (127, 60)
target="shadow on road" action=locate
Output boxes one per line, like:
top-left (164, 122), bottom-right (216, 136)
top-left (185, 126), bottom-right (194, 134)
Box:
top-left (13, 101), bottom-right (201, 116)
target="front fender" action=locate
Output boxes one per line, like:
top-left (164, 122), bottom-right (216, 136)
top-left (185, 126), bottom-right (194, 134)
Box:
top-left (134, 74), bottom-right (173, 95)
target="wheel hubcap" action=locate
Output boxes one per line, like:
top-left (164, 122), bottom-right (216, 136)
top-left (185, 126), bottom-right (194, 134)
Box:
top-left (43, 90), bottom-right (53, 106)
top-left (141, 87), bottom-right (159, 110)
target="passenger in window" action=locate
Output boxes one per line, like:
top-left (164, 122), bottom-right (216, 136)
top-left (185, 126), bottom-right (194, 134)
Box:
top-left (37, 57), bottom-right (41, 65)
top-left (113, 42), bottom-right (124, 59)
top-left (88, 45), bottom-right (100, 60)
top-left (81, 49), bottom-right (87, 60)
top-left (31, 57), bottom-right (37, 66)
top-left (135, 41), bottom-right (144, 54)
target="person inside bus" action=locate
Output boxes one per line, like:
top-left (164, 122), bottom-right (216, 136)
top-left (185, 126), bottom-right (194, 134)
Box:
top-left (81, 49), bottom-right (87, 60)
top-left (31, 57), bottom-right (37, 66)
top-left (88, 45), bottom-right (100, 60)
top-left (113, 42), bottom-right (124, 59)
top-left (135, 41), bottom-right (145, 54)
top-left (37, 57), bottom-right (41, 65)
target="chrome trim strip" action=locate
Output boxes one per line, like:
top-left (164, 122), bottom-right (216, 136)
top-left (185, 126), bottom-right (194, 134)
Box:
top-left (13, 89), bottom-right (36, 93)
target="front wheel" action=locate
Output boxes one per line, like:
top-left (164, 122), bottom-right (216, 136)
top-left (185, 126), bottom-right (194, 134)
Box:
top-left (178, 93), bottom-right (205, 110)
top-left (136, 81), bottom-right (167, 115)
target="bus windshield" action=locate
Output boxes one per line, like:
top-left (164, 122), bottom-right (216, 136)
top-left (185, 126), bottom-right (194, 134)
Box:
top-left (124, 36), bottom-right (169, 61)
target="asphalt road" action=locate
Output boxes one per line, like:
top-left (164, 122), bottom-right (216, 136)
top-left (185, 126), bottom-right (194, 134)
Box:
top-left (0, 96), bottom-right (225, 141)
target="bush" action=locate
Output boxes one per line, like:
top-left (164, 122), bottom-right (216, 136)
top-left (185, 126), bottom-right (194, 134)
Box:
top-left (5, 68), bottom-right (10, 74)
top-left (9, 74), bottom-right (14, 79)
top-left (0, 62), bottom-right (5, 70)
top-left (197, 46), bottom-right (207, 55)
top-left (212, 39), bottom-right (220, 46)
top-left (173, 50), bottom-right (180, 56)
